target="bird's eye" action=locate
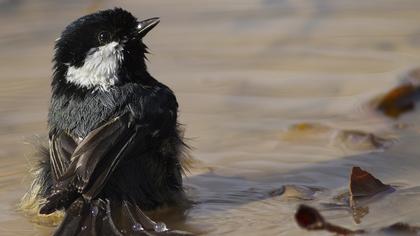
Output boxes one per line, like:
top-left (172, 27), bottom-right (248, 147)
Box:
top-left (98, 31), bottom-right (112, 45)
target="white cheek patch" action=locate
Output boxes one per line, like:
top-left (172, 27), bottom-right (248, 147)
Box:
top-left (66, 42), bottom-right (124, 90)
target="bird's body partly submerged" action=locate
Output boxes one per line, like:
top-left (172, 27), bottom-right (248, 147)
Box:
top-left (48, 73), bottom-right (185, 211)
top-left (20, 8), bottom-right (190, 236)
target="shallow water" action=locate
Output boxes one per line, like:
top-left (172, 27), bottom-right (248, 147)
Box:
top-left (2, 0), bottom-right (420, 235)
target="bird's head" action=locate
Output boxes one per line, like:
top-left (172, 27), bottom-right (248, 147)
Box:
top-left (53, 8), bottom-right (159, 91)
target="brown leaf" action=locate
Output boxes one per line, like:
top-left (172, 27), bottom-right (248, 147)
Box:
top-left (348, 167), bottom-right (395, 223)
top-left (377, 84), bottom-right (419, 118)
top-left (349, 167), bottom-right (393, 198)
top-left (297, 167), bottom-right (415, 234)
top-left (295, 205), bottom-right (326, 230)
top-left (295, 204), bottom-right (363, 235)
top-left (295, 205), bottom-right (420, 235)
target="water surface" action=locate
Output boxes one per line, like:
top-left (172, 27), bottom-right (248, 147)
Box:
top-left (1, 0), bottom-right (420, 235)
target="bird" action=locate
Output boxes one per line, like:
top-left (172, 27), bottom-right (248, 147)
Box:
top-left (20, 8), bottom-right (190, 235)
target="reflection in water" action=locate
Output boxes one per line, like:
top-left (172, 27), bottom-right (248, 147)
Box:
top-left (2, 0), bottom-right (420, 235)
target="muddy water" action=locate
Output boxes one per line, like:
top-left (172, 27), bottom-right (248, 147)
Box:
top-left (2, 0), bottom-right (420, 235)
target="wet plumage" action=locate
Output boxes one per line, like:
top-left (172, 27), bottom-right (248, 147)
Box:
top-left (21, 8), bottom-right (190, 235)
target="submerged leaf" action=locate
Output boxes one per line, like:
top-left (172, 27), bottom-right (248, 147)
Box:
top-left (295, 204), bottom-right (363, 235)
top-left (377, 84), bottom-right (418, 118)
top-left (295, 205), bottom-right (325, 230)
top-left (335, 130), bottom-right (395, 151)
top-left (295, 205), bottom-right (420, 235)
top-left (377, 68), bottom-right (420, 118)
top-left (282, 122), bottom-right (394, 152)
top-left (281, 123), bottom-right (332, 142)
top-left (269, 185), bottom-right (319, 201)
top-left (380, 223), bottom-right (420, 235)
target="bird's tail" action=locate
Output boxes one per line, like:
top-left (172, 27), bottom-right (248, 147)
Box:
top-left (18, 139), bottom-right (63, 226)
top-left (19, 138), bottom-right (192, 235)
top-left (53, 197), bottom-right (192, 236)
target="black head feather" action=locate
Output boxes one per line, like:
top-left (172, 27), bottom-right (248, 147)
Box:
top-left (52, 8), bottom-right (155, 94)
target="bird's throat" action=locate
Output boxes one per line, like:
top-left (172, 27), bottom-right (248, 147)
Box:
top-left (65, 42), bottom-right (124, 91)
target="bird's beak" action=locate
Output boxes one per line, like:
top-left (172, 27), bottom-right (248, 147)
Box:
top-left (137, 17), bottom-right (160, 38)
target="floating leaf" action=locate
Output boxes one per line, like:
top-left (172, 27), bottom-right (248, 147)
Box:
top-left (349, 167), bottom-right (393, 198)
top-left (349, 167), bottom-right (395, 223)
top-left (332, 167), bottom-right (395, 224)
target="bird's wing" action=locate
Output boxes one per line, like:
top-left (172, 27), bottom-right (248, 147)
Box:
top-left (41, 113), bottom-right (144, 214)
top-left (49, 132), bottom-right (78, 182)
top-left (64, 113), bottom-right (139, 197)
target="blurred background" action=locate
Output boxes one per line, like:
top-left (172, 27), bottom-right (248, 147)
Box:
top-left (2, 0), bottom-right (420, 235)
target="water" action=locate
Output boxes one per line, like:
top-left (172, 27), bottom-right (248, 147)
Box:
top-left (1, 0), bottom-right (420, 235)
